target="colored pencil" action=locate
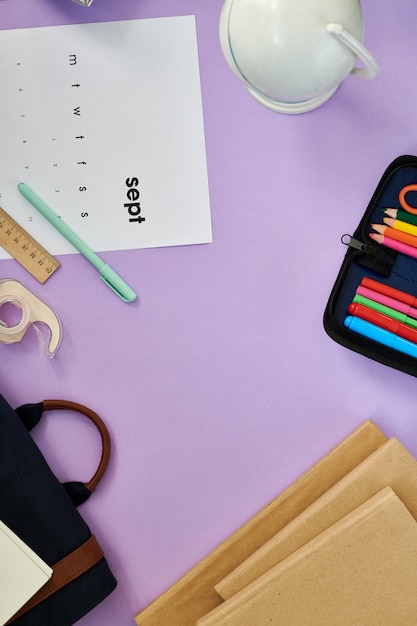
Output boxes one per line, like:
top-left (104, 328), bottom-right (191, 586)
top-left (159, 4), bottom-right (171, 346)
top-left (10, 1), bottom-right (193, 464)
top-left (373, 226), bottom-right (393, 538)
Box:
top-left (349, 302), bottom-right (417, 344)
top-left (371, 223), bottom-right (417, 249)
top-left (369, 232), bottom-right (417, 260)
top-left (361, 277), bottom-right (417, 308)
top-left (356, 285), bottom-right (417, 319)
top-left (383, 216), bottom-right (417, 238)
top-left (384, 208), bottom-right (417, 227)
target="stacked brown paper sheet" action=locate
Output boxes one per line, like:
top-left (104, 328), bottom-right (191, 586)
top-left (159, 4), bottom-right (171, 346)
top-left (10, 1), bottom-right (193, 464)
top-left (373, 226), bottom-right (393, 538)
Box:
top-left (197, 486), bottom-right (417, 625)
top-left (135, 420), bottom-right (386, 625)
top-left (215, 435), bottom-right (417, 600)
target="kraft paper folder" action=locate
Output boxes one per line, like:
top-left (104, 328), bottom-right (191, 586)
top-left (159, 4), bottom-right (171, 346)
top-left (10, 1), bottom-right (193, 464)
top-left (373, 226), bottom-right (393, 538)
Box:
top-left (135, 420), bottom-right (387, 625)
top-left (215, 435), bottom-right (417, 599)
top-left (197, 486), bottom-right (417, 626)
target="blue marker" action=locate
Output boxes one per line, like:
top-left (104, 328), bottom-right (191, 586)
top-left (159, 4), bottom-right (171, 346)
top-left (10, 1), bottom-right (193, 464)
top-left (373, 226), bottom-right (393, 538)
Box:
top-left (344, 315), bottom-right (417, 359)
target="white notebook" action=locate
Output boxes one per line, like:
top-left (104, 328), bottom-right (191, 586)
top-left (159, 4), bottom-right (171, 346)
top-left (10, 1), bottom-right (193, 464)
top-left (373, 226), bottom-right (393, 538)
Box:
top-left (0, 519), bottom-right (52, 625)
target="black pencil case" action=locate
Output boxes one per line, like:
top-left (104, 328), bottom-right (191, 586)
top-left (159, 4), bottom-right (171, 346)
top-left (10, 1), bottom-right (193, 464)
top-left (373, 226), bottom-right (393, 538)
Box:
top-left (324, 154), bottom-right (417, 378)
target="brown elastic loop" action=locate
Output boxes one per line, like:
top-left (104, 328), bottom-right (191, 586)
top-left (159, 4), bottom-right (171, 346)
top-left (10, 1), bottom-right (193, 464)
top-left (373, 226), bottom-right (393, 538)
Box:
top-left (41, 400), bottom-right (111, 492)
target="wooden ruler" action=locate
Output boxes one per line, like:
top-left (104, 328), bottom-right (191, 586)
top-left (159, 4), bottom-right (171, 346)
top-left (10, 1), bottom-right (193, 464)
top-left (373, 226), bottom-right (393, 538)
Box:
top-left (0, 206), bottom-right (60, 283)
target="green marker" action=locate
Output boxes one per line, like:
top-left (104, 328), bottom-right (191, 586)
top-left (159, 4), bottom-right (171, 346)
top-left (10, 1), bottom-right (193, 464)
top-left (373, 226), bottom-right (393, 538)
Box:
top-left (18, 183), bottom-right (137, 303)
top-left (352, 294), bottom-right (417, 329)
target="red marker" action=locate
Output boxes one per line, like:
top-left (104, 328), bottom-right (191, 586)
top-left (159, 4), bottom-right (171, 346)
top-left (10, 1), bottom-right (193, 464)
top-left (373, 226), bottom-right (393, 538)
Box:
top-left (361, 277), bottom-right (417, 308)
top-left (348, 302), bottom-right (417, 344)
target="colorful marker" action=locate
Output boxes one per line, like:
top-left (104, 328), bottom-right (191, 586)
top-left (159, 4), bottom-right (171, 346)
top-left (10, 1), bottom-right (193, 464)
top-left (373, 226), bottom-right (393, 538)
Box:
top-left (352, 294), bottom-right (417, 329)
top-left (383, 216), bottom-right (417, 238)
top-left (355, 285), bottom-right (417, 319)
top-left (384, 208), bottom-right (417, 227)
top-left (369, 232), bottom-right (417, 260)
top-left (344, 315), bottom-right (417, 359)
top-left (372, 223), bottom-right (417, 249)
top-left (348, 302), bottom-right (417, 344)
top-left (361, 277), bottom-right (417, 308)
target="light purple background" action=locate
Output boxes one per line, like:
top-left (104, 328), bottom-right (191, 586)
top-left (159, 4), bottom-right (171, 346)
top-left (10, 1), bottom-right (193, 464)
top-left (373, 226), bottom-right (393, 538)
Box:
top-left (1, 1), bottom-right (417, 624)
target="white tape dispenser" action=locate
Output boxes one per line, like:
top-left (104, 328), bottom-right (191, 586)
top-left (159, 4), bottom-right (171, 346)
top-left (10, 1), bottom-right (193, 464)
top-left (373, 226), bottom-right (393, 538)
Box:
top-left (0, 279), bottom-right (62, 357)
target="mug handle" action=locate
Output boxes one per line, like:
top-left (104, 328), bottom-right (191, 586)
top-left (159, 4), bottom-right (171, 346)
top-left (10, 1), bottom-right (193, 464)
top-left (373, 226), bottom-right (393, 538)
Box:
top-left (327, 23), bottom-right (379, 79)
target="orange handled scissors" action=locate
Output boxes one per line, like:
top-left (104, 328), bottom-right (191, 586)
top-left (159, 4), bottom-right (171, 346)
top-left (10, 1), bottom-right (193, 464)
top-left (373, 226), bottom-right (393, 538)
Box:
top-left (399, 184), bottom-right (417, 215)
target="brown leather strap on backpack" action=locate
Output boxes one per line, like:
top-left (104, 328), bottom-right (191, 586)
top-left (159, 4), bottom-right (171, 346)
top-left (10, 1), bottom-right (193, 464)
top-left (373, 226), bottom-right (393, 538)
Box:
top-left (42, 399), bottom-right (111, 494)
top-left (15, 398), bottom-right (111, 504)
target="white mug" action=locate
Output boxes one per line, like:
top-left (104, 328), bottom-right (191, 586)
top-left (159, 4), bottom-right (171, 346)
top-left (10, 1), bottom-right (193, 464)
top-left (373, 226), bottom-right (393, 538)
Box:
top-left (219, 0), bottom-right (379, 114)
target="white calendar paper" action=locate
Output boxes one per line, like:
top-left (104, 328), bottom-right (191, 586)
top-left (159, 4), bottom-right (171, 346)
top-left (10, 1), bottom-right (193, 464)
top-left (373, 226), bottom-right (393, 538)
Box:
top-left (0, 16), bottom-right (212, 258)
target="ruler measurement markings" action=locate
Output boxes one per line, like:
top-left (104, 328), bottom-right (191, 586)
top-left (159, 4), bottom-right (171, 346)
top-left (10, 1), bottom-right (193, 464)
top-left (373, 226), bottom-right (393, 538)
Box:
top-left (0, 206), bottom-right (60, 283)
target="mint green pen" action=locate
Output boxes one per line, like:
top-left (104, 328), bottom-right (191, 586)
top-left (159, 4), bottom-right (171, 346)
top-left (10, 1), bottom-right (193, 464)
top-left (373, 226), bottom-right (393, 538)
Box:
top-left (18, 183), bottom-right (137, 302)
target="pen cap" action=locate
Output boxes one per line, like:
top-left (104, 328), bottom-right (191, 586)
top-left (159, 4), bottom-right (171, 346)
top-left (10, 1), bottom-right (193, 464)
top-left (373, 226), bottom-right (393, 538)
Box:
top-left (219, 0), bottom-right (378, 113)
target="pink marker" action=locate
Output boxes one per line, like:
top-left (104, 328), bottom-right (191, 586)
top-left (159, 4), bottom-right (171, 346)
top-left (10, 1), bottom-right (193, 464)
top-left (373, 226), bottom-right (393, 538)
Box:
top-left (356, 285), bottom-right (417, 320)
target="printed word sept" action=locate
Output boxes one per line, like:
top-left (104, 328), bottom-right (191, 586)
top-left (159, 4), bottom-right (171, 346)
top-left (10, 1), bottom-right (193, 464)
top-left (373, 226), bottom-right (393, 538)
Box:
top-left (125, 177), bottom-right (145, 224)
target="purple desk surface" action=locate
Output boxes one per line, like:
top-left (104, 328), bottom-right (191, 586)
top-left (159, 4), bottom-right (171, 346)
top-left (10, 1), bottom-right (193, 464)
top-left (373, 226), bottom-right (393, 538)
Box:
top-left (1, 0), bottom-right (417, 624)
